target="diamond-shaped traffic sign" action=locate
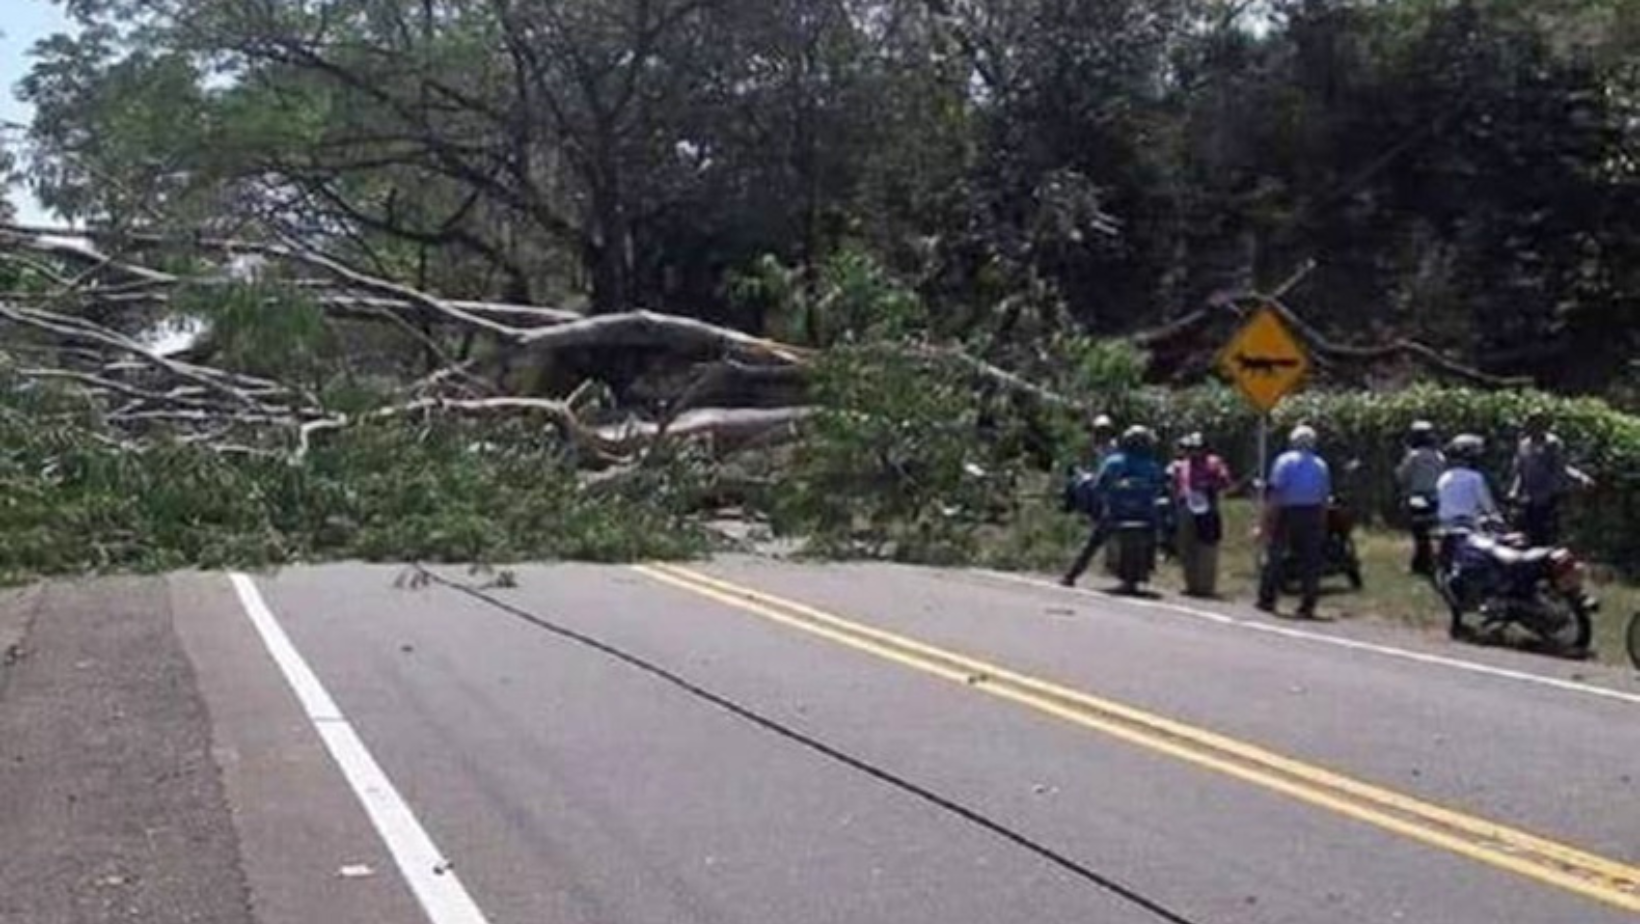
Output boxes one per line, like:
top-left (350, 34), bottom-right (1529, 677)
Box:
top-left (1217, 306), bottom-right (1311, 413)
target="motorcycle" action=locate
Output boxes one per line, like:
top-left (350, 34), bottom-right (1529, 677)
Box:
top-left (1432, 519), bottom-right (1597, 652)
top-left (1103, 496), bottom-right (1172, 593)
top-left (1104, 517), bottom-right (1158, 593)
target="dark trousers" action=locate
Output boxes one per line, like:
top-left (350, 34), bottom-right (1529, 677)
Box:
top-left (1409, 518), bottom-right (1435, 576)
top-left (1259, 505), bottom-right (1325, 614)
top-left (1063, 519), bottom-right (1112, 585)
top-left (1520, 501), bottom-right (1560, 549)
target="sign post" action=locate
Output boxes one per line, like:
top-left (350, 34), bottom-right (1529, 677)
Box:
top-left (1217, 306), bottom-right (1312, 558)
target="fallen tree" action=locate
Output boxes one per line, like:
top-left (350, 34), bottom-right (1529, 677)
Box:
top-left (0, 223), bottom-right (1089, 467)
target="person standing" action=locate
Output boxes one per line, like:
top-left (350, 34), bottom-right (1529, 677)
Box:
top-left (1257, 425), bottom-right (1331, 619)
top-left (1063, 413), bottom-right (1120, 520)
top-left (1167, 432), bottom-right (1233, 597)
top-left (1508, 412), bottom-right (1593, 548)
top-left (1089, 414), bottom-right (1118, 470)
top-left (1396, 420), bottom-right (1445, 575)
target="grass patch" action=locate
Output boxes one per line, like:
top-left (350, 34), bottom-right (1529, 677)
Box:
top-left (980, 488), bottom-right (1638, 665)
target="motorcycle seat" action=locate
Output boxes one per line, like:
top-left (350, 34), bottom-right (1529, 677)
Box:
top-left (1468, 536), bottom-right (1550, 567)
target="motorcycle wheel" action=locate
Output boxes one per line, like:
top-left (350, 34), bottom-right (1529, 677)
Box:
top-left (1115, 533), bottom-right (1151, 592)
top-left (1537, 591), bottom-right (1594, 653)
top-left (1626, 612), bottom-right (1640, 671)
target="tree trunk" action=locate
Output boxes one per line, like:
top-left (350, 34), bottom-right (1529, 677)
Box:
top-left (587, 163), bottom-right (634, 315)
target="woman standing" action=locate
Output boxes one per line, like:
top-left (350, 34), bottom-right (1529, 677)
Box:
top-left (1168, 432), bottom-right (1233, 597)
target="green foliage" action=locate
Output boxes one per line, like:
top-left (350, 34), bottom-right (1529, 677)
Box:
top-left (173, 282), bottom-right (334, 383)
top-left (771, 341), bottom-right (1014, 563)
top-left (0, 384), bottom-right (706, 585)
top-left (758, 250), bottom-right (1151, 563)
top-left (729, 246), bottom-right (929, 347)
top-left (21, 29), bottom-right (214, 224)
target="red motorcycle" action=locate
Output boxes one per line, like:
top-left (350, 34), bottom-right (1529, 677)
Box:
top-left (1432, 518), bottom-right (1596, 653)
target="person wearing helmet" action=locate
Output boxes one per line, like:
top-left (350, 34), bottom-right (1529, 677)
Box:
top-left (1396, 420), bottom-right (1445, 575)
top-left (1089, 414), bottom-right (1118, 469)
top-left (1507, 412), bottom-right (1593, 547)
top-left (1167, 431), bottom-right (1233, 597)
top-left (1437, 434), bottom-right (1499, 531)
top-left (1436, 434), bottom-right (1500, 640)
top-left (1062, 413), bottom-right (1120, 520)
top-left (1257, 424), bottom-right (1331, 618)
top-left (1061, 424), bottom-right (1165, 587)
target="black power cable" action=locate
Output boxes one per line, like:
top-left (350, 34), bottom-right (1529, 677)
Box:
top-left (413, 565), bottom-right (1210, 924)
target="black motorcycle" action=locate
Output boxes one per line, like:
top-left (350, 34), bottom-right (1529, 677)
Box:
top-left (1432, 520), bottom-right (1597, 652)
top-left (1104, 516), bottom-right (1158, 593)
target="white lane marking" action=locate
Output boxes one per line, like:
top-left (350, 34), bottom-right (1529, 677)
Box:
top-left (229, 573), bottom-right (492, 924)
top-left (973, 569), bottom-right (1640, 708)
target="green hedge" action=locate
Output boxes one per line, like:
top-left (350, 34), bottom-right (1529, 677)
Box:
top-left (1111, 384), bottom-right (1640, 570)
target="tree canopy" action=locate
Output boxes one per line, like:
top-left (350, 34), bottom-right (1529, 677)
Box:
top-left (9, 0), bottom-right (1640, 390)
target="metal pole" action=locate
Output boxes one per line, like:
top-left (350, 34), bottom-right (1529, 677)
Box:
top-left (1257, 413), bottom-right (1270, 507)
top-left (1256, 412), bottom-right (1270, 567)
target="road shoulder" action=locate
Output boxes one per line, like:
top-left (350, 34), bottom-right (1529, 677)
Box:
top-left (167, 570), bottom-right (426, 924)
top-left (0, 576), bottom-right (256, 924)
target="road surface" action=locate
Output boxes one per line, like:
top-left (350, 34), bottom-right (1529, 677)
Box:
top-left (2, 558), bottom-right (1638, 923)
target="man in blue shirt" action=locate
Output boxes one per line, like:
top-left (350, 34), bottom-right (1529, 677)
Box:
top-left (1257, 425), bottom-right (1332, 618)
top-left (1061, 425), bottom-right (1166, 586)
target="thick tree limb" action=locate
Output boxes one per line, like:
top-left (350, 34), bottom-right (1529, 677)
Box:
top-left (0, 301), bottom-right (293, 409)
top-left (513, 310), bottom-right (810, 365)
top-left (14, 368), bottom-right (222, 411)
top-left (597, 406), bottom-right (817, 455)
top-left (1245, 294), bottom-right (1533, 389)
top-left (903, 343), bottom-right (1081, 410)
top-left (294, 398), bottom-right (814, 464)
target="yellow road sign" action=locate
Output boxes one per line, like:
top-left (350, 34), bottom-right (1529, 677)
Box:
top-left (1218, 306), bottom-right (1310, 413)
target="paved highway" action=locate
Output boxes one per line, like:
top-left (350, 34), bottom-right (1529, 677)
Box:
top-left (3, 558), bottom-right (1638, 923)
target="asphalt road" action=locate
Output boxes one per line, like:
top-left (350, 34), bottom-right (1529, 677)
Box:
top-left (4, 558), bottom-right (1639, 923)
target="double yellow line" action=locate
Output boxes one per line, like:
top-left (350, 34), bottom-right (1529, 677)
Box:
top-left (632, 562), bottom-right (1640, 915)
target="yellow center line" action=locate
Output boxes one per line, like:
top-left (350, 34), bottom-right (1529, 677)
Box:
top-left (631, 562), bottom-right (1640, 916)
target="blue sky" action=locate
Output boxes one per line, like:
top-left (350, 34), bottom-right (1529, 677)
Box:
top-left (3, 0), bottom-right (73, 224)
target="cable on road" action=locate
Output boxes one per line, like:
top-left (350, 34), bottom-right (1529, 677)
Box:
top-left (409, 564), bottom-right (1211, 924)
